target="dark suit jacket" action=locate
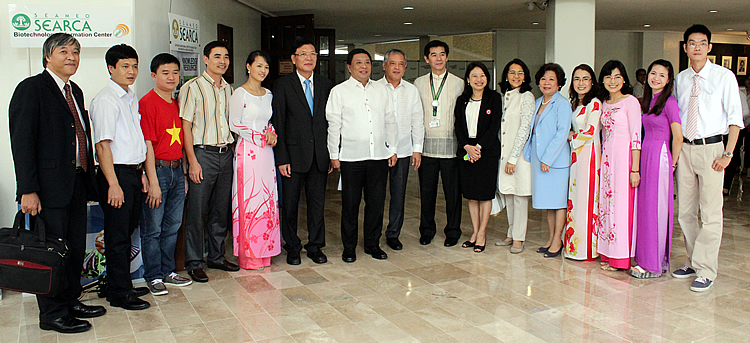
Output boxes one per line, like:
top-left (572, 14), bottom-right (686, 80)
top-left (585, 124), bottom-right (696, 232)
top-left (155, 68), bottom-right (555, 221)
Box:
top-left (454, 89), bottom-right (503, 157)
top-left (271, 72), bottom-right (334, 173)
top-left (9, 70), bottom-right (97, 208)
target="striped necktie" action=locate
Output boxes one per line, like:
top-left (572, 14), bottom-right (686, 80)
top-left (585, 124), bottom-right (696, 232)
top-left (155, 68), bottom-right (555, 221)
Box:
top-left (684, 74), bottom-right (700, 141)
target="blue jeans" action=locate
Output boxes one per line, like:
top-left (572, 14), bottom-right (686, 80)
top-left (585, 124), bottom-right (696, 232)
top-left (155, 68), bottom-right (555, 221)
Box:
top-left (141, 165), bottom-right (185, 282)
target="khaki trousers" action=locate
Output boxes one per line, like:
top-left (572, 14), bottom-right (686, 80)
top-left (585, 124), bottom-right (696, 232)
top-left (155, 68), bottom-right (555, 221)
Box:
top-left (676, 143), bottom-right (724, 280)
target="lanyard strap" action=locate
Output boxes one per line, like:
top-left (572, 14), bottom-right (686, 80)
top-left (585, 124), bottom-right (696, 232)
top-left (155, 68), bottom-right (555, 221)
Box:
top-left (430, 73), bottom-right (448, 116)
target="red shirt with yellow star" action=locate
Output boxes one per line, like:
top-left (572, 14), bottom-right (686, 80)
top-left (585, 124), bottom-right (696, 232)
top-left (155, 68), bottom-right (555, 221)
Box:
top-left (139, 89), bottom-right (183, 161)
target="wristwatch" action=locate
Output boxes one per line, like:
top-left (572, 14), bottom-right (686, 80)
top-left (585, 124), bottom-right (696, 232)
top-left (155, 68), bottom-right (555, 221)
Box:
top-left (723, 151), bottom-right (733, 158)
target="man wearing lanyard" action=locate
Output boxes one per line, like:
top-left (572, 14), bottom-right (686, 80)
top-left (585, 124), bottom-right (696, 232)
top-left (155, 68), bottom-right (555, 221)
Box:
top-left (413, 40), bottom-right (465, 247)
top-left (673, 24), bottom-right (744, 292)
top-left (179, 41), bottom-right (239, 283)
top-left (91, 44), bottom-right (150, 310)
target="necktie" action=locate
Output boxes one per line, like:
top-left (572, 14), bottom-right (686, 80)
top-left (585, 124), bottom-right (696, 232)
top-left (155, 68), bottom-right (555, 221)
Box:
top-left (304, 79), bottom-right (314, 115)
top-left (685, 74), bottom-right (700, 141)
top-left (64, 84), bottom-right (88, 172)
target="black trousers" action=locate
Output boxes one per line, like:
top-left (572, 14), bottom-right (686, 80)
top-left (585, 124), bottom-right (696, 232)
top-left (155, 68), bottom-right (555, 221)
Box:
top-left (340, 160), bottom-right (388, 250)
top-left (36, 172), bottom-right (88, 322)
top-left (281, 155), bottom-right (328, 254)
top-left (183, 148), bottom-right (233, 271)
top-left (417, 156), bottom-right (462, 239)
top-left (385, 156), bottom-right (411, 238)
top-left (97, 165), bottom-right (142, 299)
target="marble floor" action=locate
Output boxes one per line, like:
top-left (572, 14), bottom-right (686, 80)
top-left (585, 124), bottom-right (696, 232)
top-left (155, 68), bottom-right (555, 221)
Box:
top-left (2, 172), bottom-right (750, 343)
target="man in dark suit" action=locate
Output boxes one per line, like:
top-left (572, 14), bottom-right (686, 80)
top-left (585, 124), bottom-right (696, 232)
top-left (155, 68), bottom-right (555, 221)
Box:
top-left (272, 38), bottom-right (334, 265)
top-left (9, 33), bottom-right (105, 334)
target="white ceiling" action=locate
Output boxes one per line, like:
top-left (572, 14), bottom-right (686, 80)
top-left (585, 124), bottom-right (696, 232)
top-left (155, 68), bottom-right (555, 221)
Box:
top-left (242, 0), bottom-right (750, 44)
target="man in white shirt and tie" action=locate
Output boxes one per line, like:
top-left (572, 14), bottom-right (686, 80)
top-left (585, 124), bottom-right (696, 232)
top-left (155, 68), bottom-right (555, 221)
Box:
top-left (673, 24), bottom-right (744, 292)
top-left (327, 48), bottom-right (398, 262)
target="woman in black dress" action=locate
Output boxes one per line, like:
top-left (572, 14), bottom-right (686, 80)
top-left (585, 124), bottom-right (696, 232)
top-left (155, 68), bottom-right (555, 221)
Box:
top-left (454, 62), bottom-right (503, 252)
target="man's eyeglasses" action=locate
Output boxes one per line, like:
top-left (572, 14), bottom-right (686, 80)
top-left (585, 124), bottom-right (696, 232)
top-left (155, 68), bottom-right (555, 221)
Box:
top-left (295, 52), bottom-right (318, 57)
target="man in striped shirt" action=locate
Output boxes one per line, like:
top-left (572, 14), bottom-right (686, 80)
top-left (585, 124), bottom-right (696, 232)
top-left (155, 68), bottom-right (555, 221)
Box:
top-left (179, 41), bottom-right (239, 283)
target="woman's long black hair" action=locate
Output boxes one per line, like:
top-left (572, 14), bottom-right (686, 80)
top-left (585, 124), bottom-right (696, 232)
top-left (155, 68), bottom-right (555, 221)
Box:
top-left (568, 64), bottom-right (600, 110)
top-left (640, 59), bottom-right (675, 116)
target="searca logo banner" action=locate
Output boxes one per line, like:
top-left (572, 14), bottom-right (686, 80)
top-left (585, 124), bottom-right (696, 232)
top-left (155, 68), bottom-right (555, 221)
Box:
top-left (8, 4), bottom-right (132, 48)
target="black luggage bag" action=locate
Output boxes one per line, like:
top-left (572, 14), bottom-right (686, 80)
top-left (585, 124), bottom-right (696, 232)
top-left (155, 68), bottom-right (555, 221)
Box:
top-left (0, 211), bottom-right (69, 296)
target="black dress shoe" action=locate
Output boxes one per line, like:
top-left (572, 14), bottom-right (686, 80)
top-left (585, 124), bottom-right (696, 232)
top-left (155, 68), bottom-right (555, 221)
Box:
top-left (307, 250), bottom-right (328, 264)
top-left (419, 236), bottom-right (432, 245)
top-left (40, 315), bottom-right (91, 333)
top-left (69, 303), bottom-right (106, 318)
top-left (444, 237), bottom-right (459, 247)
top-left (207, 260), bottom-right (240, 272)
top-left (287, 251), bottom-right (302, 265)
top-left (132, 286), bottom-right (149, 297)
top-left (109, 293), bottom-right (150, 311)
top-left (342, 249), bottom-right (357, 263)
top-left (188, 268), bottom-right (209, 283)
top-left (386, 238), bottom-right (403, 250)
top-left (364, 246), bottom-right (388, 260)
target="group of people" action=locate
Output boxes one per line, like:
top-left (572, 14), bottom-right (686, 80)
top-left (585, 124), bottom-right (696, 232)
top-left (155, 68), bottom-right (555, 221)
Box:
top-left (8, 23), bottom-right (743, 334)
top-left (490, 24), bottom-right (743, 297)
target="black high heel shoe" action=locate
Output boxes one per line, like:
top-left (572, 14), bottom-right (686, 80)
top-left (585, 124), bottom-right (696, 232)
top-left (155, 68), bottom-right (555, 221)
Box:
top-left (543, 248), bottom-right (561, 258)
top-left (462, 240), bottom-right (476, 248)
top-left (474, 244), bottom-right (485, 253)
top-left (536, 246), bottom-right (550, 253)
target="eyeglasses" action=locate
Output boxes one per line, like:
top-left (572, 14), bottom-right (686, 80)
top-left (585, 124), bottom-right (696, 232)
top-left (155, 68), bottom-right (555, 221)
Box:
top-left (295, 52), bottom-right (318, 57)
top-left (573, 76), bottom-right (591, 82)
top-left (603, 75), bottom-right (623, 81)
top-left (687, 41), bottom-right (709, 48)
top-left (508, 71), bottom-right (524, 76)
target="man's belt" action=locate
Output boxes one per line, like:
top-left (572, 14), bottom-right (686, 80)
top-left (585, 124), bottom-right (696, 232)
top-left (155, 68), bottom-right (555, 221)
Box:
top-left (155, 159), bottom-right (182, 168)
top-left (683, 134), bottom-right (722, 145)
top-left (195, 145), bottom-right (229, 153)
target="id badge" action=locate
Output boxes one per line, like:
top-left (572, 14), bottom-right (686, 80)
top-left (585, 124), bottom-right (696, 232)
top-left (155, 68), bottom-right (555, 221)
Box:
top-left (429, 119), bottom-right (440, 128)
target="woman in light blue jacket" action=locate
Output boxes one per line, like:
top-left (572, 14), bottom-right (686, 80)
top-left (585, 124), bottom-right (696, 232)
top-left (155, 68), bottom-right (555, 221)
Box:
top-left (524, 63), bottom-right (573, 258)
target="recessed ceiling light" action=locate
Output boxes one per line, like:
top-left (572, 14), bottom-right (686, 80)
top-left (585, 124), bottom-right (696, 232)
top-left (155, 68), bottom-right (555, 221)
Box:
top-left (403, 6), bottom-right (414, 10)
top-left (727, 28), bottom-right (734, 31)
top-left (404, 22), bottom-right (412, 25)
top-left (708, 10), bottom-right (718, 13)
top-left (532, 22), bottom-right (539, 25)
top-left (337, 39), bottom-right (344, 42)
top-left (643, 24), bottom-right (651, 28)
top-left (374, 34), bottom-right (382, 37)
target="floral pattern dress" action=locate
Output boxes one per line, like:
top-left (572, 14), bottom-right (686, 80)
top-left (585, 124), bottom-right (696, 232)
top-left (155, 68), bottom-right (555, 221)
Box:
top-left (229, 87), bottom-right (280, 269)
top-left (564, 99), bottom-right (602, 260)
top-left (597, 95), bottom-right (641, 269)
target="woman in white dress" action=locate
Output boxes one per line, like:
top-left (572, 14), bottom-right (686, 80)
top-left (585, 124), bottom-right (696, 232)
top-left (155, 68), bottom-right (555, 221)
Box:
top-left (564, 64), bottom-right (602, 261)
top-left (494, 59), bottom-right (534, 254)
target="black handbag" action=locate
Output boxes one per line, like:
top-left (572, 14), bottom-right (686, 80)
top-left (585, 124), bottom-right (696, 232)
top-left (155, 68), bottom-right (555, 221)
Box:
top-left (0, 211), bottom-right (69, 296)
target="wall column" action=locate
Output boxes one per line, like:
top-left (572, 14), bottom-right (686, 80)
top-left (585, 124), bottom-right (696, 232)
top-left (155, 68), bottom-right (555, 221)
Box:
top-left (546, 0), bottom-right (595, 96)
